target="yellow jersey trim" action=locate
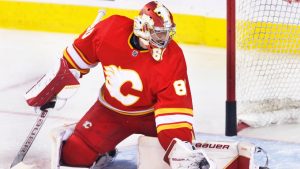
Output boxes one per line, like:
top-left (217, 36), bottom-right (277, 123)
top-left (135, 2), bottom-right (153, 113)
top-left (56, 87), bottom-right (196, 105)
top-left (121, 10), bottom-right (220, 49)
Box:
top-left (128, 32), bottom-right (134, 49)
top-left (157, 123), bottom-right (193, 133)
top-left (127, 32), bottom-right (149, 53)
top-left (155, 108), bottom-right (193, 116)
top-left (63, 50), bottom-right (89, 74)
top-left (73, 44), bottom-right (94, 65)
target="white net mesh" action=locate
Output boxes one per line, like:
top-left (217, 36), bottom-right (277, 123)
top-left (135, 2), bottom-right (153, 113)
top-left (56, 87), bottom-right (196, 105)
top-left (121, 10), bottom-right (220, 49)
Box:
top-left (236, 0), bottom-right (300, 127)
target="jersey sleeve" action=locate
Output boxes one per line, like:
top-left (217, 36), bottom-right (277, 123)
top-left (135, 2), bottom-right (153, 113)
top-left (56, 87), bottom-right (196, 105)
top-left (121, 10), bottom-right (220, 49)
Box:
top-left (153, 51), bottom-right (194, 150)
top-left (62, 16), bottom-right (107, 74)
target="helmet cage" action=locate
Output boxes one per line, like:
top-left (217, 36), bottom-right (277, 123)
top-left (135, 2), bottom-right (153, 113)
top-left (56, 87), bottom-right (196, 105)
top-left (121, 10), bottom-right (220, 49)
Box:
top-left (149, 26), bottom-right (176, 49)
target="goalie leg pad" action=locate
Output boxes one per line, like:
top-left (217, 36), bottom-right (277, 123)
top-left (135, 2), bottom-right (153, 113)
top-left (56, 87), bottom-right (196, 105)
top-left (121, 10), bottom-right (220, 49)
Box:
top-left (137, 136), bottom-right (170, 169)
top-left (51, 123), bottom-right (98, 169)
top-left (193, 141), bottom-right (269, 169)
top-left (25, 58), bottom-right (80, 107)
top-left (138, 136), bottom-right (268, 169)
top-left (51, 123), bottom-right (77, 169)
top-left (51, 123), bottom-right (117, 169)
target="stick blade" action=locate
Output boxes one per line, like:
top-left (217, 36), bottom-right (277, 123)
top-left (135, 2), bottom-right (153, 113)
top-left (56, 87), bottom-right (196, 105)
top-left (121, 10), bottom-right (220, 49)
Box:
top-left (10, 161), bottom-right (35, 169)
top-left (10, 153), bottom-right (24, 169)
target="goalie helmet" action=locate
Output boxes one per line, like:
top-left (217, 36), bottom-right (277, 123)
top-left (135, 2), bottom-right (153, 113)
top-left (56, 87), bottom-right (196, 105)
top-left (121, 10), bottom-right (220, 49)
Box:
top-left (133, 1), bottom-right (176, 61)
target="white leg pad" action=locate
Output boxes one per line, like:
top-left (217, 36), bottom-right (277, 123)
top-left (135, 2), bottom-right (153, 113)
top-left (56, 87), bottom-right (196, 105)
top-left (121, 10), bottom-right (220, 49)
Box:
top-left (137, 136), bottom-right (171, 169)
top-left (137, 136), bottom-right (266, 169)
top-left (193, 140), bottom-right (239, 168)
top-left (50, 123), bottom-right (116, 169)
top-left (50, 123), bottom-right (80, 169)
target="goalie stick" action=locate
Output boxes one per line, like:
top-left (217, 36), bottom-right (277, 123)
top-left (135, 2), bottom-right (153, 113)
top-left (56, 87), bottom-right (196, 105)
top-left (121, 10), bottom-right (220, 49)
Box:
top-left (10, 101), bottom-right (56, 168)
top-left (10, 9), bottom-right (106, 168)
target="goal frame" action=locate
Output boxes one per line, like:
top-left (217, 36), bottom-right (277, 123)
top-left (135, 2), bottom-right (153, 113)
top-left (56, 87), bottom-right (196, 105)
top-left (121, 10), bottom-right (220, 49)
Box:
top-left (225, 0), bottom-right (300, 135)
top-left (226, 0), bottom-right (237, 136)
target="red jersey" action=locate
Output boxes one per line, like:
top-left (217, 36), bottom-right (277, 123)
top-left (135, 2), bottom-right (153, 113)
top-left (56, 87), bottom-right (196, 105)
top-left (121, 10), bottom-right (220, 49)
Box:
top-left (63, 15), bottom-right (194, 149)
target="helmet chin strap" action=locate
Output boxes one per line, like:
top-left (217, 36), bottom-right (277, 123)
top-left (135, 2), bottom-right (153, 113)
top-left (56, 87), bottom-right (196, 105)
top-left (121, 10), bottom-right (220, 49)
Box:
top-left (139, 38), bottom-right (164, 61)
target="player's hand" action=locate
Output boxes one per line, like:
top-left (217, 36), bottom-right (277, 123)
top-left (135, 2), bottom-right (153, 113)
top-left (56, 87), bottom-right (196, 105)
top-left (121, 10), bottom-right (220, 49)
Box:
top-left (40, 98), bottom-right (56, 111)
top-left (165, 138), bottom-right (216, 169)
top-left (34, 98), bottom-right (56, 114)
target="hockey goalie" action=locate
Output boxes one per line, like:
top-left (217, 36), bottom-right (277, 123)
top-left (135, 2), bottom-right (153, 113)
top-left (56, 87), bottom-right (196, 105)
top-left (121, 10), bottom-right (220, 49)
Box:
top-left (23, 1), bottom-right (197, 169)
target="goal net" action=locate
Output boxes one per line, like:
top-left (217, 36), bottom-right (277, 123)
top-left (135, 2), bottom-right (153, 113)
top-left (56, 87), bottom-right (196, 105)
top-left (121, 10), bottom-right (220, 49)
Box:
top-left (235, 0), bottom-right (300, 128)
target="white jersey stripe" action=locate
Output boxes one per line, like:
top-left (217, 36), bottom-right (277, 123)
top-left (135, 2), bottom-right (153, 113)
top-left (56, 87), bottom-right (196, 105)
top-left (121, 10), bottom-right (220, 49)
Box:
top-left (155, 114), bottom-right (194, 127)
top-left (66, 44), bottom-right (96, 69)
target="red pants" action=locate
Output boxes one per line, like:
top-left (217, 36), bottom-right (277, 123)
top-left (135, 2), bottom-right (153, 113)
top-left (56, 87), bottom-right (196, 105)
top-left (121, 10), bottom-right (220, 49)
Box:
top-left (61, 101), bottom-right (157, 167)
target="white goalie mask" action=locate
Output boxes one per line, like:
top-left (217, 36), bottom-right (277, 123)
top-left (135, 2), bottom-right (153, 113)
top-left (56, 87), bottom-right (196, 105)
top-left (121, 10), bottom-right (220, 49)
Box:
top-left (133, 1), bottom-right (176, 61)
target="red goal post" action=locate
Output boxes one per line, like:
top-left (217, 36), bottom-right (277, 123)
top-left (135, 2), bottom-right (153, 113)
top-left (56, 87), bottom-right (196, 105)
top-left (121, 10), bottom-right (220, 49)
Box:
top-left (226, 0), bottom-right (300, 136)
top-left (226, 0), bottom-right (237, 136)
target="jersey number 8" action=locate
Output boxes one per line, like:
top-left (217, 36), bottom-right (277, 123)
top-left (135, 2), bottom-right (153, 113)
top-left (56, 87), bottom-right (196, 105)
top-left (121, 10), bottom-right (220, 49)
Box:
top-left (173, 80), bottom-right (187, 96)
